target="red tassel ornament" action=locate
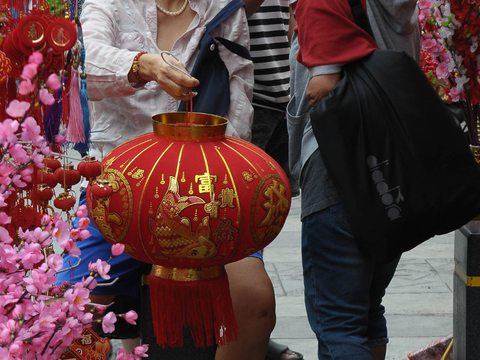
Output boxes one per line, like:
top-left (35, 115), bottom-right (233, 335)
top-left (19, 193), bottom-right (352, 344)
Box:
top-left (149, 265), bottom-right (237, 348)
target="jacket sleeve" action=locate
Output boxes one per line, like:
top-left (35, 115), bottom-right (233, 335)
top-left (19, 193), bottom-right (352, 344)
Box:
top-left (295, 0), bottom-right (378, 71)
top-left (214, 6), bottom-right (254, 142)
top-left (80, 0), bottom-right (140, 101)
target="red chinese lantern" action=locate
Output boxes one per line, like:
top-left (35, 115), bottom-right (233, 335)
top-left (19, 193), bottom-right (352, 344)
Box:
top-left (54, 164), bottom-right (81, 190)
top-left (77, 156), bottom-right (103, 181)
top-left (86, 113), bottom-right (291, 348)
top-left (53, 192), bottom-right (76, 211)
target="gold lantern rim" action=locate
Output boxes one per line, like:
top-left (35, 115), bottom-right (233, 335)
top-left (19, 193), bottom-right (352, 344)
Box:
top-left (152, 112), bottom-right (228, 142)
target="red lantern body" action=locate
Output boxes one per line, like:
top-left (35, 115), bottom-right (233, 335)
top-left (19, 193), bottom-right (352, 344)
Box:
top-left (87, 113), bottom-right (291, 267)
top-left (78, 157), bottom-right (103, 181)
top-left (86, 113), bottom-right (292, 348)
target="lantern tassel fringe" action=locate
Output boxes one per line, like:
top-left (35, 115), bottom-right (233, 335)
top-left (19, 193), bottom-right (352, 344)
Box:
top-left (149, 269), bottom-right (238, 349)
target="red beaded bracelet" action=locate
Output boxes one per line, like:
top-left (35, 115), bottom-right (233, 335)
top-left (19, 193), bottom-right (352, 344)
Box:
top-left (132, 51), bottom-right (148, 82)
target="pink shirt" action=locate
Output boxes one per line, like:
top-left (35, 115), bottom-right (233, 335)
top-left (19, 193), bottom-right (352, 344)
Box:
top-left (81, 0), bottom-right (254, 157)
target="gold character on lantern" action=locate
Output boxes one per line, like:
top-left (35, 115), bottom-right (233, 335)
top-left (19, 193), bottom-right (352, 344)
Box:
top-left (27, 23), bottom-right (39, 41)
top-left (218, 188), bottom-right (236, 208)
top-left (195, 173), bottom-right (217, 194)
top-left (259, 179), bottom-right (290, 229)
top-left (212, 218), bottom-right (238, 243)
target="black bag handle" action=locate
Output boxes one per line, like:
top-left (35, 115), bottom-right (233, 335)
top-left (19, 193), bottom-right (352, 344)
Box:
top-left (348, 0), bottom-right (375, 41)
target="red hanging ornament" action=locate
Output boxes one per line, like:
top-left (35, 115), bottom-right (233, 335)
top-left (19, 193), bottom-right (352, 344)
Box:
top-left (36, 184), bottom-right (54, 202)
top-left (77, 156), bottom-right (103, 181)
top-left (90, 179), bottom-right (113, 199)
top-left (54, 164), bottom-right (81, 190)
top-left (87, 113), bottom-right (292, 349)
top-left (53, 192), bottom-right (76, 211)
top-left (43, 155), bottom-right (62, 172)
top-left (36, 167), bottom-right (58, 188)
top-left (45, 17), bottom-right (77, 52)
top-left (16, 14), bottom-right (49, 48)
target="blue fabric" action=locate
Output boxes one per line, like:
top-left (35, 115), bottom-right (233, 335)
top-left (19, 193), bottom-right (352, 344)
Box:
top-left (249, 250), bottom-right (263, 261)
top-left (301, 203), bottom-right (399, 359)
top-left (56, 191), bottom-right (144, 296)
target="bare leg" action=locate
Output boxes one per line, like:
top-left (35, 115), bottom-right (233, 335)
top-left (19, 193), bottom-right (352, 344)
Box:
top-left (370, 345), bottom-right (386, 360)
top-left (122, 338), bottom-right (141, 353)
top-left (215, 257), bottom-right (276, 360)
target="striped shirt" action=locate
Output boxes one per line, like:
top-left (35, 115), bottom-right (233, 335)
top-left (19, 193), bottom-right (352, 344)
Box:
top-left (248, 0), bottom-right (291, 112)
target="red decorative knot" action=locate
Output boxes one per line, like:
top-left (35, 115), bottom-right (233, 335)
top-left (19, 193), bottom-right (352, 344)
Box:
top-left (43, 155), bottom-right (62, 172)
top-left (45, 18), bottom-right (77, 52)
top-left (0, 51), bottom-right (12, 83)
top-left (53, 192), bottom-right (76, 211)
top-left (36, 184), bottom-right (54, 202)
top-left (54, 164), bottom-right (81, 189)
top-left (77, 156), bottom-right (103, 181)
top-left (91, 179), bottom-right (113, 199)
top-left (17, 15), bottom-right (49, 48)
top-left (36, 168), bottom-right (58, 189)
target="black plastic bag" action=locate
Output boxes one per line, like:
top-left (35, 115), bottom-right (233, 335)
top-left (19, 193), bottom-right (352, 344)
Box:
top-left (311, 49), bottom-right (480, 262)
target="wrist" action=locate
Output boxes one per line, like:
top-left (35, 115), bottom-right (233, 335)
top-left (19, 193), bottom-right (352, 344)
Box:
top-left (131, 51), bottom-right (149, 83)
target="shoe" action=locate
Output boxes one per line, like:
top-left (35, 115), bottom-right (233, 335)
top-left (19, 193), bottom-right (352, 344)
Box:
top-left (265, 340), bottom-right (304, 360)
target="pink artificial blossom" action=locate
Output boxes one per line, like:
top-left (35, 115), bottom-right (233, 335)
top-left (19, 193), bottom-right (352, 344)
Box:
top-left (53, 220), bottom-right (71, 243)
top-left (134, 344), bottom-right (149, 358)
top-left (0, 226), bottom-right (13, 243)
top-left (46, 73), bottom-right (62, 90)
top-left (19, 242), bottom-right (44, 269)
top-left (123, 311), bottom-right (138, 325)
top-left (21, 116), bottom-right (44, 146)
top-left (102, 312), bottom-right (117, 334)
top-left (79, 229), bottom-right (91, 240)
top-left (9, 144), bottom-right (29, 164)
top-left (450, 87), bottom-right (462, 102)
top-left (60, 238), bottom-right (81, 257)
top-left (8, 340), bottom-right (24, 357)
top-left (47, 253), bottom-right (63, 271)
top-left (0, 212), bottom-right (11, 225)
top-left (111, 243), bottom-right (125, 257)
top-left (436, 62), bottom-right (450, 79)
top-left (18, 79), bottom-right (36, 95)
top-left (0, 118), bottom-right (20, 145)
top-left (76, 205), bottom-right (88, 218)
top-left (39, 88), bottom-right (55, 105)
top-left (95, 259), bottom-right (111, 280)
top-left (94, 304), bottom-right (107, 314)
top-left (77, 217), bottom-right (90, 229)
top-left (21, 62), bottom-right (38, 80)
top-left (28, 52), bottom-right (43, 65)
top-left (116, 348), bottom-right (128, 360)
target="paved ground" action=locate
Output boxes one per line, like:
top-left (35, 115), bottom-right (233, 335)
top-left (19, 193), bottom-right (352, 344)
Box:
top-left (264, 196), bottom-right (454, 360)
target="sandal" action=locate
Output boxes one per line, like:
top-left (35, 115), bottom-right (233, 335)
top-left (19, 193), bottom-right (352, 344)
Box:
top-left (265, 340), bottom-right (304, 360)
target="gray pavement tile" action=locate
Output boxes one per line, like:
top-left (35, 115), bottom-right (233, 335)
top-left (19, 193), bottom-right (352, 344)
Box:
top-left (271, 315), bottom-right (315, 339)
top-left (383, 293), bottom-right (452, 315)
top-left (385, 314), bottom-right (452, 338)
top-left (387, 259), bottom-right (453, 294)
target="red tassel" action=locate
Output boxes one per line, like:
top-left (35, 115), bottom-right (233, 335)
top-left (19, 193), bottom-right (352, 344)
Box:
top-left (149, 265), bottom-right (238, 349)
top-left (67, 67), bottom-right (85, 144)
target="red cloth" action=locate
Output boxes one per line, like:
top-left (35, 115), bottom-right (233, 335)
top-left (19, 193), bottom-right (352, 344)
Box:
top-left (295, 0), bottom-right (378, 69)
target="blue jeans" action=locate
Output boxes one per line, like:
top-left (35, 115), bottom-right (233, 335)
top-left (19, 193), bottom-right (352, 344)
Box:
top-left (302, 203), bottom-right (399, 360)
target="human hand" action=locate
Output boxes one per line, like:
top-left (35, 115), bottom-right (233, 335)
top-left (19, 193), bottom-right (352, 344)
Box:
top-left (138, 53), bottom-right (200, 101)
top-left (306, 73), bottom-right (341, 108)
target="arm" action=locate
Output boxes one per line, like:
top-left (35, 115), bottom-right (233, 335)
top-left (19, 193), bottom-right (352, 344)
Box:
top-left (295, 0), bottom-right (377, 106)
top-left (215, 6), bottom-right (254, 141)
top-left (81, 1), bottom-right (198, 101)
top-left (242, 0), bottom-right (265, 18)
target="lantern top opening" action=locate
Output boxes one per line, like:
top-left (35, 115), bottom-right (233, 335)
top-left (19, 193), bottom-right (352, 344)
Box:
top-left (152, 112), bottom-right (228, 142)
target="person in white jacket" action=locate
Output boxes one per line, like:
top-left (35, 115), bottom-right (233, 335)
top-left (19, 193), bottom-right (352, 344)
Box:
top-left (58, 1), bottom-right (276, 359)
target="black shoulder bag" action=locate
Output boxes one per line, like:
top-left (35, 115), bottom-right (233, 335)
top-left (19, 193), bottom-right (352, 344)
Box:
top-left (178, 0), bottom-right (250, 116)
top-left (310, 0), bottom-right (480, 262)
